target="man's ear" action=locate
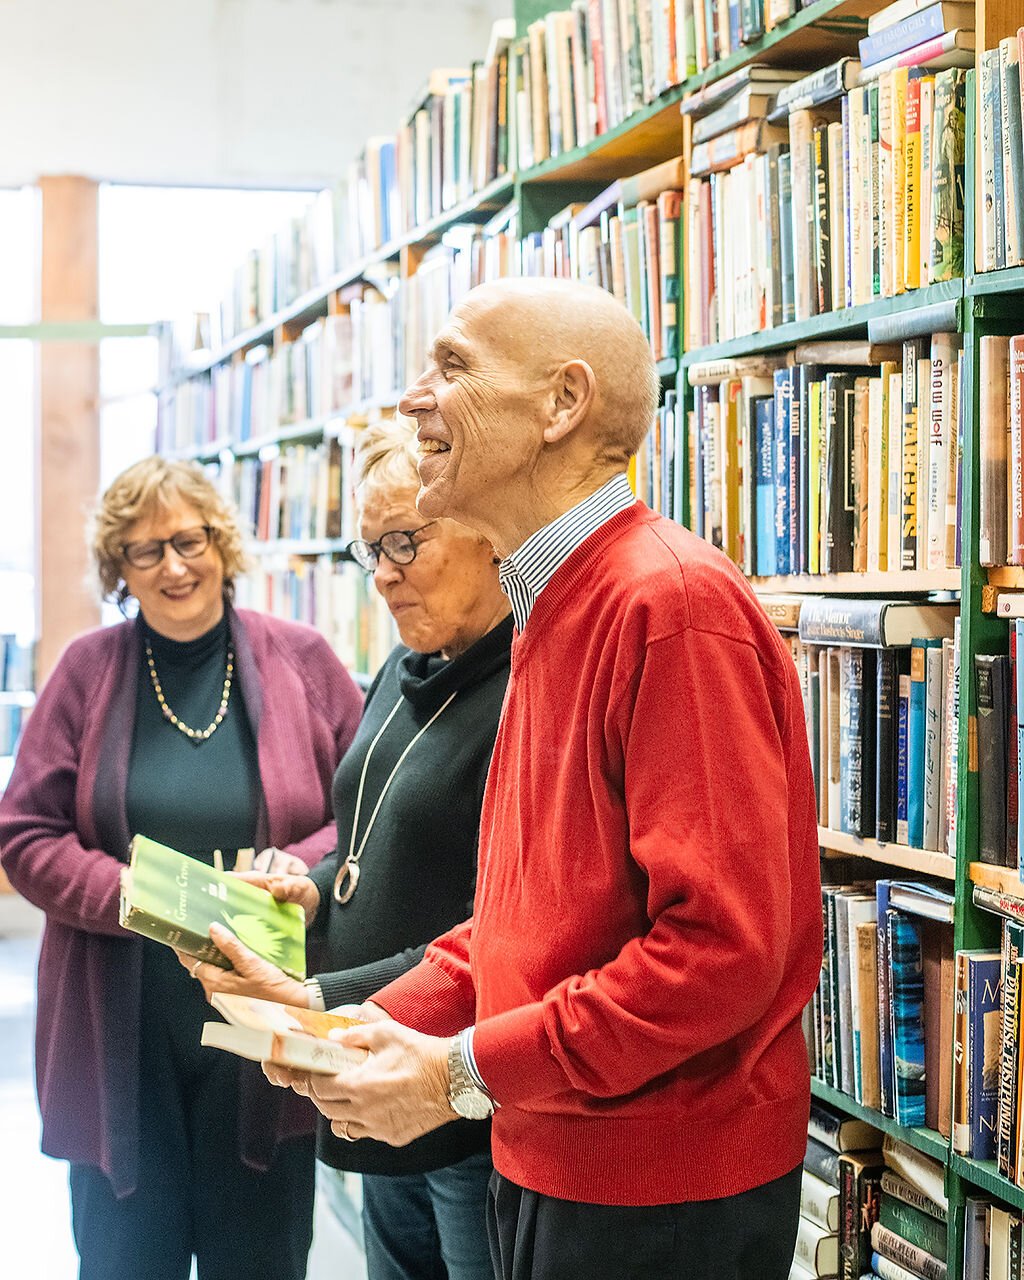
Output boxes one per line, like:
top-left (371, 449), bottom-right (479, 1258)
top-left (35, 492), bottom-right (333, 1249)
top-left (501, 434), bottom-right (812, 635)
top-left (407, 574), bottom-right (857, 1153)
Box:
top-left (543, 360), bottom-right (596, 445)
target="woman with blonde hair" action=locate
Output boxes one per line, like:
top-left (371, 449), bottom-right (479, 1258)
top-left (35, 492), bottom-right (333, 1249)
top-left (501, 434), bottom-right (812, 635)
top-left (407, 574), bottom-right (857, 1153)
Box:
top-left (184, 417), bottom-right (512, 1280)
top-left (0, 456), bottom-right (363, 1280)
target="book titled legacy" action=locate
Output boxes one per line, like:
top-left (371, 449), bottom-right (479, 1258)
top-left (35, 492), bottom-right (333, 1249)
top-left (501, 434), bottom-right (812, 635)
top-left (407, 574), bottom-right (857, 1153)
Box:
top-left (202, 992), bottom-right (365, 1074)
top-left (119, 834), bottom-right (307, 980)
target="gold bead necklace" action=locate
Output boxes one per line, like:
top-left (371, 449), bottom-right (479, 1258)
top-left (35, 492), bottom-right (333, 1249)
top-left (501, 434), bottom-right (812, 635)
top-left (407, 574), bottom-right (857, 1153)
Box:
top-left (144, 639), bottom-right (234, 744)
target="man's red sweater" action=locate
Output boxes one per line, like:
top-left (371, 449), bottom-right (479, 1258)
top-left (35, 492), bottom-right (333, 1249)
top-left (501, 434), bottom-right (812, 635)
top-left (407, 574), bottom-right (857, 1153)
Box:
top-left (375, 503), bottom-right (823, 1206)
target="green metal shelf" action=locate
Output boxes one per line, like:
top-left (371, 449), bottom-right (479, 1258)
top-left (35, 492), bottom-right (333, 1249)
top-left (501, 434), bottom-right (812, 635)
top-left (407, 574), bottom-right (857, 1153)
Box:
top-left (656, 357), bottom-right (678, 382)
top-left (681, 281), bottom-right (965, 366)
top-left (950, 1155), bottom-right (1024, 1213)
top-left (811, 1079), bottom-right (949, 1163)
top-left (966, 267), bottom-right (1024, 299)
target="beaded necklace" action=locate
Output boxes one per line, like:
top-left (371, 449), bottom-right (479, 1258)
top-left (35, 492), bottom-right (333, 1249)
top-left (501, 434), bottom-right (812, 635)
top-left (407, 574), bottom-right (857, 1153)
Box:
top-left (144, 638), bottom-right (234, 745)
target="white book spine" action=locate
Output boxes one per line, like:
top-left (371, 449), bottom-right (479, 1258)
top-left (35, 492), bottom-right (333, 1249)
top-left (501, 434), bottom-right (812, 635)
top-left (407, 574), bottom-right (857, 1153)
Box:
top-left (887, 371), bottom-right (903, 573)
top-left (867, 376), bottom-right (886, 571)
top-left (927, 334), bottom-right (954, 569)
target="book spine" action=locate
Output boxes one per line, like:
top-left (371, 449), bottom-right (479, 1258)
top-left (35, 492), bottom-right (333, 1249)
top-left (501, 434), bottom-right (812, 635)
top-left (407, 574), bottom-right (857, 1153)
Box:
top-left (952, 948), bottom-right (970, 1151)
top-left (119, 906), bottom-right (230, 970)
top-left (907, 639), bottom-right (931, 847)
top-left (888, 910), bottom-right (927, 1126)
top-left (967, 953), bottom-right (1002, 1159)
top-left (979, 335), bottom-right (1010, 566)
top-left (825, 373), bottom-right (856, 572)
top-left (876, 882), bottom-right (895, 1116)
top-left (998, 920), bottom-right (1024, 1178)
top-left (779, 150), bottom-right (796, 324)
top-left (876, 649), bottom-right (897, 841)
top-left (880, 1170), bottom-right (947, 1222)
top-left (871, 1224), bottom-right (946, 1280)
top-left (901, 338), bottom-right (922, 569)
top-left (773, 368), bottom-right (792, 574)
top-left (1011, 337), bottom-right (1024, 564)
top-left (976, 655), bottom-right (1007, 863)
top-left (878, 1197), bottom-right (947, 1261)
top-left (928, 68), bottom-right (965, 283)
top-left (861, 6), bottom-right (958, 67)
top-left (927, 333), bottom-right (954, 570)
top-left (896, 671), bottom-right (911, 844)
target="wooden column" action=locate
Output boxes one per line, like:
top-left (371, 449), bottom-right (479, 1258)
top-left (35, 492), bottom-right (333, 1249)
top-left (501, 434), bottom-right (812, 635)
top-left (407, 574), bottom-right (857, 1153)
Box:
top-left (37, 176), bottom-right (101, 684)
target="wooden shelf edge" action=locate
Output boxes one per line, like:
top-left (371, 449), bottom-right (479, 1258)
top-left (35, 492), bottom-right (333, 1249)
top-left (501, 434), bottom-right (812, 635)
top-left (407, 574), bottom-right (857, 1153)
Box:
top-left (987, 567), bottom-right (1024, 589)
top-left (968, 861), bottom-right (1024, 898)
top-left (819, 828), bottom-right (955, 880)
top-left (751, 571), bottom-right (961, 594)
top-left (810, 1078), bottom-right (949, 1164)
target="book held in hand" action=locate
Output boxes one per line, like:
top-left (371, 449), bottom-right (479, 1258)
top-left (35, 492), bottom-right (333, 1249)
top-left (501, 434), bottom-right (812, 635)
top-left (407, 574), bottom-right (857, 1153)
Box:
top-left (202, 992), bottom-right (366, 1073)
top-left (119, 833), bottom-right (307, 980)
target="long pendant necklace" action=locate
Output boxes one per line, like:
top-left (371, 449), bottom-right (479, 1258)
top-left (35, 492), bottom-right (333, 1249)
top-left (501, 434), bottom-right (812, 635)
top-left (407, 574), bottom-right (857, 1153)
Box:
top-left (145, 639), bottom-right (234, 745)
top-left (334, 690), bottom-right (457, 904)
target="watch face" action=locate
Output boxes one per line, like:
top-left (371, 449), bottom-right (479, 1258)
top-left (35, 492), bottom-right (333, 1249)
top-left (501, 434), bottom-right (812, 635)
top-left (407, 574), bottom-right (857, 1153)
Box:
top-left (451, 1088), bottom-right (494, 1121)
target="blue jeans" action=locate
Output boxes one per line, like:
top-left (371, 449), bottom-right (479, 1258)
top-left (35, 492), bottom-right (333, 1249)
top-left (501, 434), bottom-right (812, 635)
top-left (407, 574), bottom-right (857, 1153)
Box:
top-left (361, 1150), bottom-right (494, 1280)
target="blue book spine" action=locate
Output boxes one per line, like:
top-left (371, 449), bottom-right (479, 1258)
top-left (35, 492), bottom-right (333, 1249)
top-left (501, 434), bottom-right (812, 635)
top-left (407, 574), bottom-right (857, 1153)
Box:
top-left (876, 881), bottom-right (895, 1117)
top-left (755, 397), bottom-right (776, 575)
top-left (859, 3), bottom-right (960, 67)
top-left (907, 639), bottom-right (938, 848)
top-left (888, 910), bottom-right (927, 1127)
top-left (1017, 619), bottom-right (1024, 870)
top-left (896, 671), bottom-right (911, 844)
top-left (773, 369), bottom-right (793, 575)
top-left (967, 953), bottom-right (1003, 1159)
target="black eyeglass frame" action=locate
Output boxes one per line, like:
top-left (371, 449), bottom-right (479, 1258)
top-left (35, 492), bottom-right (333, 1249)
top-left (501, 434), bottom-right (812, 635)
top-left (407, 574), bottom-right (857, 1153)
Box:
top-left (121, 525), bottom-right (215, 570)
top-left (344, 522), bottom-right (438, 573)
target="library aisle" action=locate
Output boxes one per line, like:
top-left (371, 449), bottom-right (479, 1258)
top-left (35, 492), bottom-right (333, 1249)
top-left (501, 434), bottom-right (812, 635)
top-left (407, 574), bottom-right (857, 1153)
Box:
top-left (0, 895), bottom-right (366, 1279)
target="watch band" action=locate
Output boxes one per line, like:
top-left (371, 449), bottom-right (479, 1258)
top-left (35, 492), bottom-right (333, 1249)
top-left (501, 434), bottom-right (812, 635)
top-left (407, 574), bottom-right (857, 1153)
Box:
top-left (303, 976), bottom-right (326, 1012)
top-left (447, 1035), bottom-right (495, 1120)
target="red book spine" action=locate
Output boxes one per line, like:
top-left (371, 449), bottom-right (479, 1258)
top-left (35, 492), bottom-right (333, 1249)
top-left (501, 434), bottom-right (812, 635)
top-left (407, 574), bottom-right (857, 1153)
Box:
top-left (587, 0), bottom-right (608, 136)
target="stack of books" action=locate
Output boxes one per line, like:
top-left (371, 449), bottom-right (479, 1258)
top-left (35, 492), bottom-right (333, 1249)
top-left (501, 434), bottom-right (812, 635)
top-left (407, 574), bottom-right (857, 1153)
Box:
top-left (858, 0), bottom-right (975, 85)
top-left (230, 439), bottom-right (345, 545)
top-left (630, 391), bottom-right (683, 521)
top-left (978, 334), bottom-right (1024, 568)
top-left (684, 54), bottom-right (968, 348)
top-left (795, 600), bottom-right (960, 854)
top-left (685, 337), bottom-right (963, 579)
top-left (963, 1193), bottom-right (1024, 1278)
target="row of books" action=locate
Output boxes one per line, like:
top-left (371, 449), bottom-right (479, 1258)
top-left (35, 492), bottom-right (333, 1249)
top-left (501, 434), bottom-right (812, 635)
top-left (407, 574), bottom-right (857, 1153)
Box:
top-left (630, 391), bottom-right (684, 520)
top-left (336, 20), bottom-right (515, 263)
top-left (234, 557), bottom-right (396, 680)
top-left (811, 878), bottom-right (955, 1136)
top-left (978, 334), bottom-right (1024, 567)
top-left (686, 336), bottom-right (963, 579)
top-left (791, 604), bottom-right (959, 853)
top-left (222, 438), bottom-right (352, 546)
top-left (521, 162), bottom-right (683, 362)
top-left (795, 1100), bottom-right (949, 1279)
top-left (978, 32), bottom-right (1024, 274)
top-left (963, 1193), bottom-right (1024, 1280)
top-left (512, 0), bottom-right (695, 173)
top-left (684, 62), bottom-right (967, 348)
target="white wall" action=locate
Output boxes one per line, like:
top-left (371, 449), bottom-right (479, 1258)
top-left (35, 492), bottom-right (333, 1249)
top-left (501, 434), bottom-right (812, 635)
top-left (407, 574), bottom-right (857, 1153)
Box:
top-left (0, 0), bottom-right (510, 189)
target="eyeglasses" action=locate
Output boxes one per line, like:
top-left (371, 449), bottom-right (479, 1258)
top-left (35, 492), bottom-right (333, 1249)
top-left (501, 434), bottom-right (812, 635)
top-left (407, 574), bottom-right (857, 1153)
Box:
top-left (122, 525), bottom-right (214, 570)
top-left (344, 523), bottom-right (436, 572)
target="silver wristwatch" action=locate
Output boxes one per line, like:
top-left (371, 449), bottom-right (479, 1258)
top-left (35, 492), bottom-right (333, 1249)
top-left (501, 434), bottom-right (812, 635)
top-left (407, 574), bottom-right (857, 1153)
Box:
top-left (447, 1037), bottom-right (495, 1120)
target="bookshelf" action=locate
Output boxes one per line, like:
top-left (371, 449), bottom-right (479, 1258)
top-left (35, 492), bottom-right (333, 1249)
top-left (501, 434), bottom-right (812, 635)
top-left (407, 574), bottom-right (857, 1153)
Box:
top-left (153, 0), bottom-right (1024, 1273)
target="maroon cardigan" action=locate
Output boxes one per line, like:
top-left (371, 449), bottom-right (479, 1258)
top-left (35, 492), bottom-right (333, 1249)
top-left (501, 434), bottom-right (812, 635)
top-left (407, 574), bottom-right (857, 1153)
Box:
top-left (0, 606), bottom-right (363, 1196)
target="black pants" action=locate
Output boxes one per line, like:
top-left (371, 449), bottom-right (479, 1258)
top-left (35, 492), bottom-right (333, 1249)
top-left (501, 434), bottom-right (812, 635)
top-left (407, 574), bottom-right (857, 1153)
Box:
top-left (69, 940), bottom-right (315, 1280)
top-left (486, 1164), bottom-right (802, 1280)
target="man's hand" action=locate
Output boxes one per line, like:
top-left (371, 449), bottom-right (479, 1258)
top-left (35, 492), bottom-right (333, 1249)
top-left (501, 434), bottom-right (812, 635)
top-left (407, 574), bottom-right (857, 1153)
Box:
top-left (268, 1021), bottom-right (456, 1146)
top-left (176, 922), bottom-right (308, 1007)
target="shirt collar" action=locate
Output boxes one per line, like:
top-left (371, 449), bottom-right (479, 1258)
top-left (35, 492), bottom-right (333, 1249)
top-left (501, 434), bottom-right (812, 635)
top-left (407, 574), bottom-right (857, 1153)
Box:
top-left (498, 474), bottom-right (636, 631)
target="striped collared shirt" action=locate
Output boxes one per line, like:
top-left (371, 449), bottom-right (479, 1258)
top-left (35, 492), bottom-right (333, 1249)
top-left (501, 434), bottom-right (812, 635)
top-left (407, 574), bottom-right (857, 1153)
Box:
top-left (497, 473), bottom-right (636, 632)
top-left (459, 472), bottom-right (635, 1100)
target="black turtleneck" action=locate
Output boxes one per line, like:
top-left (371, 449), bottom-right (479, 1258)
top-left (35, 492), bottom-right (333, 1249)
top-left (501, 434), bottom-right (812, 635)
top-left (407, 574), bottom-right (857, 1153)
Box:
top-left (126, 613), bottom-right (261, 861)
top-left (308, 612), bottom-right (512, 1175)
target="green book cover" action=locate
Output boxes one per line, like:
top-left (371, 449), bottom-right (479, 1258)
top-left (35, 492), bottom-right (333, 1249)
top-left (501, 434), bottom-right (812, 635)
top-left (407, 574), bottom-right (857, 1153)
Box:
top-left (929, 68), bottom-right (965, 283)
top-left (119, 834), bottom-right (307, 981)
top-left (879, 1195), bottom-right (947, 1263)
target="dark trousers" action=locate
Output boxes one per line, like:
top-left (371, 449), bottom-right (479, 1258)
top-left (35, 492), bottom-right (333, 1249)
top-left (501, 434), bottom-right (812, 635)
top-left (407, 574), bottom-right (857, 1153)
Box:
top-left (486, 1165), bottom-right (802, 1280)
top-left (69, 940), bottom-right (315, 1280)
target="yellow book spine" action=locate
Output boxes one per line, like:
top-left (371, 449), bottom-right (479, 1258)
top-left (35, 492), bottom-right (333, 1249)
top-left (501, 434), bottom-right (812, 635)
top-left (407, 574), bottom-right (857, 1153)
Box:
top-left (890, 68), bottom-right (908, 296)
top-left (903, 75), bottom-right (922, 291)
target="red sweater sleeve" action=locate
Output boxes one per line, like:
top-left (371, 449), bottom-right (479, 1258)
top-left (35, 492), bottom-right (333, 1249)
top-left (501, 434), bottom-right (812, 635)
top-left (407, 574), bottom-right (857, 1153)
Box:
top-left (372, 916), bottom-right (478, 1036)
top-left (0, 652), bottom-right (127, 936)
top-left (471, 626), bottom-right (814, 1106)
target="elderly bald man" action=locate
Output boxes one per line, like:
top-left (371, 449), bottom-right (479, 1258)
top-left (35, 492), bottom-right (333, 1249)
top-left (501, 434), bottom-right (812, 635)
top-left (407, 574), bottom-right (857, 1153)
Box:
top-left (267, 278), bottom-right (823, 1280)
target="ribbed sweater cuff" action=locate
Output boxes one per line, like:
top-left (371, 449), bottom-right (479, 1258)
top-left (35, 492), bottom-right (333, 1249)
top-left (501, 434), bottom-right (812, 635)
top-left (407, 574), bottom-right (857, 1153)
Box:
top-left (316, 947), bottom-right (426, 1011)
top-left (472, 1003), bottom-right (568, 1105)
top-left (373, 958), bottom-right (474, 1038)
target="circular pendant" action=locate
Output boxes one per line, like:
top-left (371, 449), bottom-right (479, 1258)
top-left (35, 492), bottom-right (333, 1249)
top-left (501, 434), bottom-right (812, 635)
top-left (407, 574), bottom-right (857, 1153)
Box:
top-left (336, 859), bottom-right (360, 905)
